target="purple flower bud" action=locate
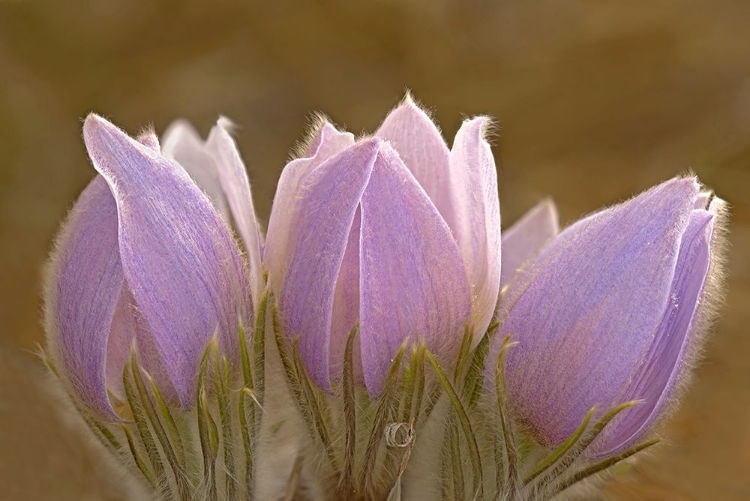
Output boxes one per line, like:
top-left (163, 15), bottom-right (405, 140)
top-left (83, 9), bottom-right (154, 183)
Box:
top-left (44, 115), bottom-right (254, 419)
top-left (265, 98), bottom-right (502, 396)
top-left (489, 177), bottom-right (724, 457)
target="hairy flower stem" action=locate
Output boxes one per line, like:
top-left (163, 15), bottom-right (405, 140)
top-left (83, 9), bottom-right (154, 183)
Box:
top-left (50, 320), bottom-right (665, 501)
top-left (428, 350), bottom-right (484, 500)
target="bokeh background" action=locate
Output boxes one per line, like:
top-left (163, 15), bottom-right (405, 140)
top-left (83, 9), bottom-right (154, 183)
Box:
top-left (1, 1), bottom-right (749, 499)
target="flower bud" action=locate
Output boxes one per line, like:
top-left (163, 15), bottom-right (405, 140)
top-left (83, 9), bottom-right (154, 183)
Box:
top-left (489, 177), bottom-right (725, 457)
top-left (44, 115), bottom-right (254, 419)
top-left (265, 97), bottom-right (502, 396)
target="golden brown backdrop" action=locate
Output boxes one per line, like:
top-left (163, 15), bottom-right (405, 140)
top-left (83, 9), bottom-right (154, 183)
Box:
top-left (1, 1), bottom-right (749, 499)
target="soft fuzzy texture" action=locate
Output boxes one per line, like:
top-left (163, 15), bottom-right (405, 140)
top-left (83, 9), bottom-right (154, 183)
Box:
top-left (45, 115), bottom-right (255, 418)
top-left (265, 98), bottom-right (501, 397)
top-left (490, 177), bottom-right (725, 457)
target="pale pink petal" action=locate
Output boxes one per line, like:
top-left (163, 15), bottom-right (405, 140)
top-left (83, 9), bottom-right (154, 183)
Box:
top-left (161, 120), bottom-right (230, 219)
top-left (375, 96), bottom-right (454, 226)
top-left (272, 140), bottom-right (379, 391)
top-left (500, 199), bottom-right (559, 289)
top-left (265, 120), bottom-right (354, 292)
top-left (449, 117), bottom-right (502, 336)
top-left (359, 144), bottom-right (472, 396)
top-left (206, 117), bottom-right (264, 306)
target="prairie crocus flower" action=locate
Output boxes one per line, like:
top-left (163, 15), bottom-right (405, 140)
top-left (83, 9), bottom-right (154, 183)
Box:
top-left (265, 97), bottom-right (501, 395)
top-left (491, 177), bottom-right (724, 458)
top-left (41, 102), bottom-right (729, 501)
top-left (44, 115), bottom-right (261, 419)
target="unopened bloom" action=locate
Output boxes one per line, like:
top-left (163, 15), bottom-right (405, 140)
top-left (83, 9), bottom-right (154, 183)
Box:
top-left (41, 103), bottom-right (729, 501)
top-left (44, 115), bottom-right (262, 419)
top-left (491, 177), bottom-right (724, 457)
top-left (265, 97), bottom-right (501, 396)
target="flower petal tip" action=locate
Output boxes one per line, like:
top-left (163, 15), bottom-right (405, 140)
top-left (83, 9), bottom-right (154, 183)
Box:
top-left (463, 115), bottom-right (495, 140)
top-left (216, 115), bottom-right (237, 133)
top-left (83, 113), bottom-right (123, 140)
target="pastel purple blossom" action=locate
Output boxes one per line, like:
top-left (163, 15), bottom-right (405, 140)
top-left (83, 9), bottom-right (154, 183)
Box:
top-left (489, 177), bottom-right (722, 457)
top-left (265, 98), bottom-right (501, 396)
top-left (45, 115), bottom-right (254, 419)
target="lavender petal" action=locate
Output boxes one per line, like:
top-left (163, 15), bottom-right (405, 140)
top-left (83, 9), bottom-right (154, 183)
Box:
top-left (375, 96), bottom-right (454, 227)
top-left (265, 120), bottom-right (354, 293)
top-left (494, 177), bottom-right (700, 448)
top-left (206, 118), bottom-right (264, 306)
top-left (590, 206), bottom-right (717, 456)
top-left (45, 176), bottom-right (125, 419)
top-left (83, 114), bottom-right (251, 408)
top-left (273, 139), bottom-right (380, 391)
top-left (360, 144), bottom-right (472, 396)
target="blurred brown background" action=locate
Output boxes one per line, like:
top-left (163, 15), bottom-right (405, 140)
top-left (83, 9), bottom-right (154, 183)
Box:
top-left (1, 1), bottom-right (749, 499)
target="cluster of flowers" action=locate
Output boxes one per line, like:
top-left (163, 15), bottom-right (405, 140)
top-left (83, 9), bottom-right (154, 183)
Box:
top-left (43, 96), bottom-right (724, 501)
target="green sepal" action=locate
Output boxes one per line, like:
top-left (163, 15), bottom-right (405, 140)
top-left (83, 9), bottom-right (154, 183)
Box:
top-left (453, 325), bottom-right (473, 381)
top-left (238, 322), bottom-right (254, 389)
top-left (337, 323), bottom-right (359, 498)
top-left (359, 343), bottom-right (407, 495)
top-left (196, 342), bottom-right (218, 501)
top-left (121, 423), bottom-right (157, 488)
top-left (426, 350), bottom-right (484, 500)
top-left (399, 348), bottom-right (418, 423)
top-left (129, 352), bottom-right (189, 499)
top-left (553, 437), bottom-right (661, 495)
top-left (122, 354), bottom-right (165, 483)
top-left (494, 334), bottom-right (519, 498)
top-left (213, 350), bottom-right (236, 500)
top-left (524, 407), bottom-right (595, 485)
top-left (448, 422), bottom-right (466, 501)
top-left (462, 321), bottom-right (498, 409)
top-left (252, 291), bottom-right (269, 408)
top-left (411, 344), bottom-right (427, 426)
top-left (238, 321), bottom-right (256, 499)
top-left (272, 304), bottom-right (322, 470)
top-left (292, 338), bottom-right (338, 471)
top-left (145, 372), bottom-right (186, 468)
top-left (238, 386), bottom-right (256, 499)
